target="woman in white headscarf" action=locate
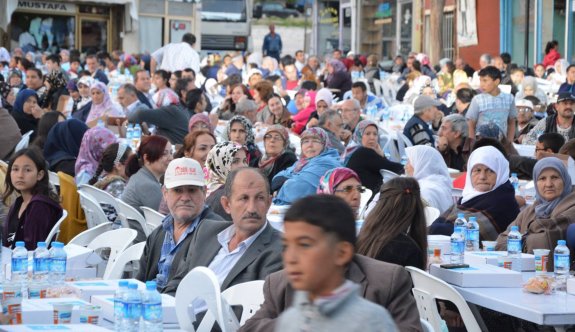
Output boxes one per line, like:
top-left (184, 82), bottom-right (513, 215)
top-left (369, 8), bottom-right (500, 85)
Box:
top-left (515, 76), bottom-right (548, 104)
top-left (405, 145), bottom-right (452, 213)
top-left (429, 146), bottom-right (520, 241)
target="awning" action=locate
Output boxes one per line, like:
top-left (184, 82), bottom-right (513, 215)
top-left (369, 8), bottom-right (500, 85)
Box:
top-left (1, 0), bottom-right (138, 31)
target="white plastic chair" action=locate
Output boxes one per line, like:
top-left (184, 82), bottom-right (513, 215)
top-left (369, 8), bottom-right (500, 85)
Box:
top-left (87, 228), bottom-right (137, 278)
top-left (68, 222), bottom-right (114, 246)
top-left (14, 130), bottom-right (33, 152)
top-left (78, 184), bottom-right (121, 213)
top-left (78, 191), bottom-right (110, 228)
top-left (358, 188), bottom-right (372, 217)
top-left (48, 171), bottom-right (60, 187)
top-left (175, 267), bottom-right (239, 332)
top-left (406, 266), bottom-right (483, 332)
top-left (380, 169), bottom-right (399, 183)
top-left (103, 241), bottom-right (145, 280)
top-left (116, 199), bottom-right (149, 236)
top-left (420, 318), bottom-right (435, 332)
top-left (45, 209), bottom-right (68, 245)
top-left (140, 206), bottom-right (166, 233)
top-left (451, 188), bottom-right (463, 204)
top-left (424, 206), bottom-right (440, 227)
top-left (221, 280), bottom-right (265, 325)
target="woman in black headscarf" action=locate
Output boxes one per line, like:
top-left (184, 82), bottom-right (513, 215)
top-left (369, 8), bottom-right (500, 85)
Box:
top-left (43, 119), bottom-right (88, 176)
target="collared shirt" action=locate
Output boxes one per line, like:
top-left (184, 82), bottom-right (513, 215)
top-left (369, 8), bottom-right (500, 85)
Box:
top-left (125, 100), bottom-right (144, 116)
top-left (156, 210), bottom-right (204, 288)
top-left (193, 222), bottom-right (268, 314)
top-left (466, 91), bottom-right (516, 136)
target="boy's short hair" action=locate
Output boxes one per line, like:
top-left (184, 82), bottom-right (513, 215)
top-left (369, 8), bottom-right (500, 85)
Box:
top-left (478, 66), bottom-right (502, 82)
top-left (538, 133), bottom-right (565, 153)
top-left (284, 195), bottom-right (356, 245)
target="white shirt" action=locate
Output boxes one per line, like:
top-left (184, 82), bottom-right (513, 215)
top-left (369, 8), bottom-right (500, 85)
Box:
top-left (152, 42), bottom-right (200, 74)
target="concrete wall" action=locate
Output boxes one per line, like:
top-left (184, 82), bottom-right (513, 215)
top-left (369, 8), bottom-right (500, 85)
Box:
top-left (458, 0), bottom-right (500, 68)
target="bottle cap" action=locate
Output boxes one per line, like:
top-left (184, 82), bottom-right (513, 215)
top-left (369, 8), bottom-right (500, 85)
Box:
top-left (511, 173), bottom-right (517, 177)
top-left (129, 283), bottom-right (138, 290)
top-left (558, 240), bottom-right (566, 246)
top-left (511, 226), bottom-right (519, 231)
top-left (119, 280), bottom-right (129, 287)
top-left (52, 242), bottom-right (64, 248)
top-left (15, 241), bottom-right (25, 247)
top-left (457, 213), bottom-right (464, 218)
top-left (37, 242), bottom-right (46, 248)
top-left (469, 216), bottom-right (477, 222)
top-left (146, 281), bottom-right (157, 290)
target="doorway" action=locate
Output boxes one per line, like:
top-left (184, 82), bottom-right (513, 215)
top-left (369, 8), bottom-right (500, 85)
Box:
top-left (79, 18), bottom-right (109, 53)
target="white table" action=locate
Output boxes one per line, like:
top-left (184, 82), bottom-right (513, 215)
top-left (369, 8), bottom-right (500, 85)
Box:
top-left (453, 273), bottom-right (575, 331)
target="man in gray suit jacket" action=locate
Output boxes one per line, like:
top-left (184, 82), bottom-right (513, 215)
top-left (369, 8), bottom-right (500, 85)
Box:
top-left (162, 167), bottom-right (283, 295)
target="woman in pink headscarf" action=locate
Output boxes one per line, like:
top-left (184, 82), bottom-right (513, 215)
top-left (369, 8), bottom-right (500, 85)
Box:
top-left (74, 126), bottom-right (118, 185)
top-left (86, 82), bottom-right (124, 124)
top-left (291, 90), bottom-right (316, 134)
top-left (323, 59), bottom-right (352, 100)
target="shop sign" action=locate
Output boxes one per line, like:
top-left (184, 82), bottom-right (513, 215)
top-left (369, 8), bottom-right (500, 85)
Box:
top-left (17, 0), bottom-right (77, 14)
top-left (374, 2), bottom-right (392, 25)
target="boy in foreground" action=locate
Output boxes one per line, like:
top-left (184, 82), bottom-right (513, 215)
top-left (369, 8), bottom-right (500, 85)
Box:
top-left (276, 195), bottom-right (398, 331)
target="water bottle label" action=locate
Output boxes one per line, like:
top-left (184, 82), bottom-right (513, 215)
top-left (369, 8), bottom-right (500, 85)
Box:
top-left (466, 229), bottom-right (479, 242)
top-left (114, 299), bottom-right (124, 318)
top-left (11, 258), bottom-right (27, 273)
top-left (143, 302), bottom-right (162, 320)
top-left (451, 240), bottom-right (464, 254)
top-left (50, 258), bottom-right (67, 273)
top-left (507, 239), bottom-right (521, 253)
top-left (34, 258), bottom-right (50, 273)
top-left (124, 302), bottom-right (142, 319)
top-left (554, 253), bottom-right (570, 270)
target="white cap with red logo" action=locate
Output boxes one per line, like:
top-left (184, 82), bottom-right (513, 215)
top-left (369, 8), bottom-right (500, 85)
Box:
top-left (164, 158), bottom-right (204, 189)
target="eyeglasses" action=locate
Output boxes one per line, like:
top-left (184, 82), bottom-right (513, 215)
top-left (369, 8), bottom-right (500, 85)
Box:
top-left (334, 185), bottom-right (366, 194)
top-left (517, 108), bottom-right (532, 113)
top-left (192, 123), bottom-right (209, 129)
top-left (264, 134), bottom-right (284, 141)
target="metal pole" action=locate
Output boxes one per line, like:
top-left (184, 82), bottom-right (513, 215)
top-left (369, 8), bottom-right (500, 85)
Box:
top-left (524, 0), bottom-right (530, 67)
top-left (304, 5), bottom-right (308, 55)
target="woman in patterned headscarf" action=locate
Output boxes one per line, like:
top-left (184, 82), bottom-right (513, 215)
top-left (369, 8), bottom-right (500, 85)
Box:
top-left (317, 167), bottom-right (363, 217)
top-left (42, 70), bottom-right (68, 110)
top-left (75, 126), bottom-right (118, 185)
top-left (344, 120), bottom-right (403, 196)
top-left (223, 115), bottom-right (261, 166)
top-left (324, 59), bottom-right (352, 100)
top-left (86, 82), bottom-right (124, 124)
top-left (272, 127), bottom-right (341, 205)
top-left (252, 125), bottom-right (297, 184)
top-left (205, 141), bottom-right (249, 219)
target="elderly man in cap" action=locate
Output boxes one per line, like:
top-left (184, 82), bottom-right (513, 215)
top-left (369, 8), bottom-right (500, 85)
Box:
top-left (403, 95), bottom-right (442, 146)
top-left (524, 92), bottom-right (575, 145)
top-left (136, 158), bottom-right (223, 289)
top-left (515, 99), bottom-right (538, 143)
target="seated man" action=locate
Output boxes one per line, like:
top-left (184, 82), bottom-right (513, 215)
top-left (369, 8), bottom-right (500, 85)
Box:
top-left (510, 133), bottom-right (565, 179)
top-left (403, 95), bottom-right (441, 147)
top-left (136, 158), bottom-right (223, 288)
top-left (163, 167), bottom-right (283, 295)
top-left (437, 113), bottom-right (473, 171)
top-left (241, 208), bottom-right (423, 331)
top-left (275, 195), bottom-right (398, 332)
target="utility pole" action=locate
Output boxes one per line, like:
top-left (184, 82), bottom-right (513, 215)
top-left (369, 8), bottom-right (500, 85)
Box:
top-left (429, 0), bottom-right (446, 65)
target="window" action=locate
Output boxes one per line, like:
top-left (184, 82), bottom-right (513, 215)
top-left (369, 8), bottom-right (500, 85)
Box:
top-left (202, 0), bottom-right (247, 22)
top-left (443, 12), bottom-right (454, 60)
top-left (139, 16), bottom-right (163, 53)
top-left (10, 12), bottom-right (75, 53)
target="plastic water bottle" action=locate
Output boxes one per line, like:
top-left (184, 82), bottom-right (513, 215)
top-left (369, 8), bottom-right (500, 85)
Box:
top-left (11, 241), bottom-right (28, 283)
top-left (114, 280), bottom-right (129, 332)
top-left (454, 213), bottom-right (467, 229)
top-left (510, 173), bottom-right (519, 195)
top-left (507, 226), bottom-right (522, 259)
top-left (554, 240), bottom-right (570, 287)
top-left (450, 226), bottom-right (465, 264)
top-left (133, 124), bottom-right (142, 150)
top-left (33, 242), bottom-right (50, 282)
top-left (465, 216), bottom-right (480, 252)
top-left (142, 281), bottom-right (163, 332)
top-left (122, 283), bottom-right (142, 332)
top-left (400, 155), bottom-right (408, 166)
top-left (126, 124), bottom-right (134, 148)
top-left (49, 242), bottom-right (67, 285)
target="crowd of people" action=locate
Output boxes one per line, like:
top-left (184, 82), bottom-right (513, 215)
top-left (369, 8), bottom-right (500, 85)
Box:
top-left (1, 32), bottom-right (575, 330)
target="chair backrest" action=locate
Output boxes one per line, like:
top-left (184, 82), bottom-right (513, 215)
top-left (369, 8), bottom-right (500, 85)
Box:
top-left (87, 228), bottom-right (138, 277)
top-left (424, 206), bottom-right (440, 227)
top-left (116, 199), bottom-right (149, 236)
top-left (358, 188), bottom-right (372, 217)
top-left (420, 318), bottom-right (435, 332)
top-left (78, 191), bottom-right (110, 229)
top-left (451, 188), bottom-right (463, 204)
top-left (380, 169), bottom-right (399, 183)
top-left (406, 266), bottom-right (482, 332)
top-left (45, 209), bottom-right (68, 245)
top-left (78, 184), bottom-right (120, 213)
top-left (14, 130), bottom-right (33, 152)
top-left (48, 171), bottom-right (60, 187)
top-left (103, 241), bottom-right (145, 280)
top-left (68, 222), bottom-right (114, 246)
top-left (140, 206), bottom-right (166, 233)
top-left (175, 267), bottom-right (239, 332)
top-left (221, 280), bottom-right (265, 325)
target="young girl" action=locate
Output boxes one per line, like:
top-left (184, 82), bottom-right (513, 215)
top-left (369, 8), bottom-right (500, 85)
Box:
top-left (2, 147), bottom-right (63, 250)
top-left (89, 142), bottom-right (132, 197)
top-left (152, 69), bottom-right (179, 107)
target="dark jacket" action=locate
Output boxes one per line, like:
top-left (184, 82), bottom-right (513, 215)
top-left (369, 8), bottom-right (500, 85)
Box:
top-left (128, 104), bottom-right (192, 145)
top-left (403, 115), bottom-right (434, 146)
top-left (11, 111), bottom-right (38, 141)
top-left (136, 208), bottom-right (223, 284)
top-left (0, 108), bottom-right (22, 161)
top-left (3, 195), bottom-right (63, 250)
top-left (72, 101), bottom-right (91, 123)
top-left (240, 254), bottom-right (423, 332)
top-left (374, 233), bottom-right (425, 270)
top-left (163, 221), bottom-right (283, 295)
top-left (545, 113), bottom-right (575, 140)
top-left (136, 90), bottom-right (154, 109)
top-left (253, 152), bottom-right (298, 185)
top-left (346, 147), bottom-right (404, 195)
